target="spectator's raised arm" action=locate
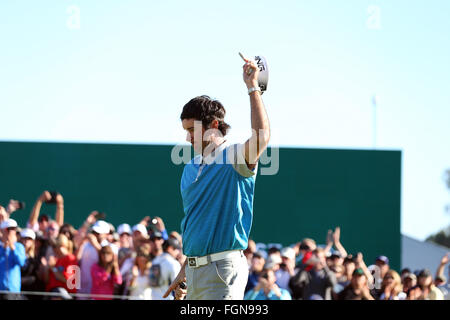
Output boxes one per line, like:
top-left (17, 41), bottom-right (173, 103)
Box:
top-left (28, 191), bottom-right (51, 230)
top-left (355, 252), bottom-right (374, 286)
top-left (324, 229), bottom-right (333, 255)
top-left (73, 211), bottom-right (98, 249)
top-left (55, 194), bottom-right (64, 226)
top-left (435, 253), bottom-right (449, 281)
top-left (332, 227), bottom-right (348, 258)
top-left (0, 206), bottom-right (8, 224)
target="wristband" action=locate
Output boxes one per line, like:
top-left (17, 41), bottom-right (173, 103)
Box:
top-left (248, 87), bottom-right (262, 95)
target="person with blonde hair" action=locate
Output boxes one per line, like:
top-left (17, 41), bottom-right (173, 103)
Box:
top-left (378, 270), bottom-right (406, 300)
top-left (42, 234), bottom-right (78, 295)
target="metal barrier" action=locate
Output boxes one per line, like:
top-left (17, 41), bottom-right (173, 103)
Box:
top-left (0, 290), bottom-right (142, 300)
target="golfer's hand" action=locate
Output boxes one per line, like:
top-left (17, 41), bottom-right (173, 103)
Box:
top-left (242, 55), bottom-right (259, 89)
top-left (163, 267), bottom-right (186, 298)
top-left (174, 283), bottom-right (187, 300)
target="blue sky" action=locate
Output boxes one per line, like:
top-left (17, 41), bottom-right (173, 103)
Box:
top-left (1, 0), bottom-right (449, 240)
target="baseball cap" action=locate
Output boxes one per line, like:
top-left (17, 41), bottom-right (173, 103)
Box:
top-left (403, 273), bottom-right (417, 281)
top-left (92, 220), bottom-right (110, 234)
top-left (132, 224), bottom-right (148, 237)
top-left (253, 250), bottom-right (268, 260)
top-left (1, 219), bottom-right (18, 229)
top-left (163, 238), bottom-right (181, 250)
top-left (150, 230), bottom-right (163, 239)
top-left (264, 254), bottom-right (282, 270)
top-left (20, 228), bottom-right (36, 240)
top-left (281, 247), bottom-right (296, 260)
top-left (353, 268), bottom-right (365, 276)
top-left (418, 269), bottom-right (432, 278)
top-left (117, 223), bottom-right (132, 235)
top-left (376, 255), bottom-right (389, 265)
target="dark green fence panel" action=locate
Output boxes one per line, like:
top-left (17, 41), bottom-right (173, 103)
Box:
top-left (0, 141), bottom-right (401, 270)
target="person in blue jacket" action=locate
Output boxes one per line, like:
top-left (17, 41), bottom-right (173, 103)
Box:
top-left (244, 266), bottom-right (291, 300)
top-left (0, 219), bottom-right (26, 299)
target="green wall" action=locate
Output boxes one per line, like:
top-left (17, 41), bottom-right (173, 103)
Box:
top-left (0, 141), bottom-right (401, 270)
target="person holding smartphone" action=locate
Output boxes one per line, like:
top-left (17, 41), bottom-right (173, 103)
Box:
top-left (27, 191), bottom-right (64, 235)
top-left (244, 267), bottom-right (291, 300)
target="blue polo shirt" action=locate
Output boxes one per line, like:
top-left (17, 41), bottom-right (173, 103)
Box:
top-left (180, 142), bottom-right (257, 257)
top-left (0, 242), bottom-right (26, 292)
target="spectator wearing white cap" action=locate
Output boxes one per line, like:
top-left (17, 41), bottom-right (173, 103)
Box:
top-left (275, 247), bottom-right (296, 292)
top-left (0, 219), bottom-right (26, 297)
top-left (117, 224), bottom-right (133, 267)
top-left (132, 223), bottom-right (149, 248)
top-left (77, 220), bottom-right (110, 298)
top-left (19, 228), bottom-right (45, 299)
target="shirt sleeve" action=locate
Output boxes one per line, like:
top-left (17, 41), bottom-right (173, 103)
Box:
top-left (113, 272), bottom-right (123, 285)
top-left (227, 143), bottom-right (257, 178)
top-left (11, 243), bottom-right (26, 267)
top-left (244, 289), bottom-right (261, 300)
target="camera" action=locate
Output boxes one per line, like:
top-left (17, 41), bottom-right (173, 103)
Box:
top-left (45, 191), bottom-right (60, 204)
top-left (94, 211), bottom-right (106, 220)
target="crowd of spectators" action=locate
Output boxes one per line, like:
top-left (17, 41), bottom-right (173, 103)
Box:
top-left (0, 192), bottom-right (449, 300)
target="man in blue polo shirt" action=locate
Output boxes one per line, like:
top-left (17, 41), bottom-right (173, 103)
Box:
top-left (164, 57), bottom-right (270, 300)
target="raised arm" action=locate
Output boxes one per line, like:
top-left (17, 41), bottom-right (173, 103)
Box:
top-left (55, 194), bottom-right (64, 226)
top-left (28, 191), bottom-right (51, 229)
top-left (73, 211), bottom-right (97, 249)
top-left (355, 252), bottom-right (374, 286)
top-left (324, 229), bottom-right (334, 255)
top-left (435, 253), bottom-right (449, 280)
top-left (241, 56), bottom-right (271, 170)
top-left (332, 227), bottom-right (348, 258)
top-left (0, 206), bottom-right (8, 224)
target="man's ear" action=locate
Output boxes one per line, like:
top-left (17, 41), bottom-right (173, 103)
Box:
top-left (210, 119), bottom-right (219, 130)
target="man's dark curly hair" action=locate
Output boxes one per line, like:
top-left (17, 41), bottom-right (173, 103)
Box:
top-left (180, 95), bottom-right (231, 136)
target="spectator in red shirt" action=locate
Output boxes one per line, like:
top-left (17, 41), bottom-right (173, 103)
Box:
top-left (43, 234), bottom-right (78, 294)
top-left (90, 244), bottom-right (122, 300)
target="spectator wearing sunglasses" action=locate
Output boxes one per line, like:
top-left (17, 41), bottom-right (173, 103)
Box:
top-left (378, 270), bottom-right (406, 300)
top-left (19, 229), bottom-right (45, 299)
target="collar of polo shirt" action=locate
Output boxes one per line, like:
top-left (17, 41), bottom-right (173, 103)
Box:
top-left (201, 140), bottom-right (229, 165)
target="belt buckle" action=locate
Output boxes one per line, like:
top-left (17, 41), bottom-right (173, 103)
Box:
top-left (188, 257), bottom-right (198, 268)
